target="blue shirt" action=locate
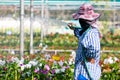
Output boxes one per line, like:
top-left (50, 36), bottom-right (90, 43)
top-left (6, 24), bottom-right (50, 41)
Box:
top-left (74, 28), bottom-right (101, 80)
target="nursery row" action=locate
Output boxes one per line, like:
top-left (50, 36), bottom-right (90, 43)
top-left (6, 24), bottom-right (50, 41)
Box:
top-left (0, 52), bottom-right (120, 80)
top-left (0, 32), bottom-right (120, 51)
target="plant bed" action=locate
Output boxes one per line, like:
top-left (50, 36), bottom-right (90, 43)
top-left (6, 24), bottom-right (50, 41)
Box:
top-left (0, 52), bottom-right (120, 80)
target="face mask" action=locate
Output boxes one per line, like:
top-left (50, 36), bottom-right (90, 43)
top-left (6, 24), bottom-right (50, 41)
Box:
top-left (79, 21), bottom-right (90, 30)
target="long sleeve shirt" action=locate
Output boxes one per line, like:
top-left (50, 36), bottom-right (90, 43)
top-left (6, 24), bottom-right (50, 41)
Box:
top-left (74, 28), bottom-right (101, 80)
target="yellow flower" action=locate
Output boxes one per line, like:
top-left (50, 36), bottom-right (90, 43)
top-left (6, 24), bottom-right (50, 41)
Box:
top-left (52, 55), bottom-right (60, 61)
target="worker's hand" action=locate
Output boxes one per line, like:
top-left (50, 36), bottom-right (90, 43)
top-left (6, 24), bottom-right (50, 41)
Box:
top-left (67, 23), bottom-right (75, 30)
top-left (86, 58), bottom-right (95, 64)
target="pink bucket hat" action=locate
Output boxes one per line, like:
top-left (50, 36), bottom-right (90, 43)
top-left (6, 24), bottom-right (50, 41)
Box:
top-left (72, 3), bottom-right (100, 21)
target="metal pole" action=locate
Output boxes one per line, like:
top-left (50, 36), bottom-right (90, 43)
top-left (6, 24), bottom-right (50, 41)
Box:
top-left (45, 0), bottom-right (49, 35)
top-left (45, 0), bottom-right (48, 19)
top-left (41, 0), bottom-right (44, 43)
top-left (20, 0), bottom-right (24, 59)
top-left (30, 0), bottom-right (34, 54)
top-left (114, 0), bottom-right (116, 27)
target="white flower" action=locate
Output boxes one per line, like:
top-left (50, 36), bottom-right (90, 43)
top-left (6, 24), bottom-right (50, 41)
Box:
top-left (53, 61), bottom-right (57, 65)
top-left (17, 58), bottom-right (24, 67)
top-left (44, 53), bottom-right (51, 60)
top-left (68, 58), bottom-right (74, 65)
top-left (25, 64), bottom-right (32, 68)
top-left (39, 63), bottom-right (42, 67)
top-left (71, 69), bottom-right (74, 72)
top-left (29, 60), bottom-right (38, 66)
top-left (103, 57), bottom-right (114, 64)
top-left (58, 60), bottom-right (63, 67)
top-left (0, 60), bottom-right (6, 66)
top-left (11, 57), bottom-right (20, 63)
top-left (68, 61), bottom-right (72, 65)
top-left (60, 67), bottom-right (65, 72)
top-left (35, 67), bottom-right (40, 71)
top-left (11, 50), bottom-right (15, 54)
top-left (69, 58), bottom-right (74, 62)
top-left (114, 57), bottom-right (119, 62)
top-left (21, 65), bottom-right (25, 71)
top-left (55, 69), bottom-right (60, 73)
top-left (43, 45), bottom-right (48, 50)
top-left (39, 43), bottom-right (43, 47)
top-left (41, 45), bottom-right (48, 53)
top-left (70, 51), bottom-right (76, 59)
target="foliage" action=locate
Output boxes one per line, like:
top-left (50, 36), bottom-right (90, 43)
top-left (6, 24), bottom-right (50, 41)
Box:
top-left (0, 29), bottom-right (120, 51)
top-left (0, 53), bottom-right (120, 80)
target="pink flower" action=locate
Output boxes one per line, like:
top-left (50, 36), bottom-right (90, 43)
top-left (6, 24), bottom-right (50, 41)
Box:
top-left (34, 69), bottom-right (39, 73)
top-left (34, 77), bottom-right (37, 80)
top-left (44, 64), bottom-right (50, 71)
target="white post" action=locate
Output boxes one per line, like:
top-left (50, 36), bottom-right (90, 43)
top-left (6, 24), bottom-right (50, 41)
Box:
top-left (41, 0), bottom-right (44, 43)
top-left (20, 0), bottom-right (24, 59)
top-left (30, 0), bottom-right (34, 54)
top-left (114, 0), bottom-right (116, 27)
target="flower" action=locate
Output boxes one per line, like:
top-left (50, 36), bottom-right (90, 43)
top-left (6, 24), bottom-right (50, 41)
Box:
top-left (25, 64), bottom-right (32, 68)
top-left (103, 56), bottom-right (119, 64)
top-left (44, 64), bottom-right (50, 71)
top-left (103, 56), bottom-right (114, 64)
top-left (41, 45), bottom-right (48, 53)
top-left (65, 65), bottom-right (69, 69)
top-left (39, 63), bottom-right (42, 67)
top-left (48, 59), bottom-right (53, 63)
top-left (18, 58), bottom-right (24, 67)
top-left (60, 56), bottom-right (64, 61)
top-left (29, 60), bottom-right (38, 66)
top-left (40, 69), bottom-right (48, 74)
top-left (11, 57), bottom-right (19, 63)
top-left (44, 53), bottom-right (51, 60)
top-left (0, 60), bottom-right (6, 66)
top-left (11, 50), bottom-right (15, 54)
top-left (21, 65), bottom-right (25, 71)
top-left (53, 61), bottom-right (57, 65)
top-left (58, 60), bottom-right (63, 67)
top-left (114, 57), bottom-right (119, 62)
top-left (39, 42), bottom-right (43, 47)
top-left (60, 67), bottom-right (65, 72)
top-left (52, 55), bottom-right (60, 61)
top-left (34, 68), bottom-right (39, 73)
top-left (55, 69), bottom-right (60, 73)
top-left (70, 51), bottom-right (76, 59)
top-left (19, 64), bottom-right (24, 67)
top-left (34, 77), bottom-right (37, 80)
top-left (68, 58), bottom-right (74, 65)
top-left (51, 69), bottom-right (55, 74)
